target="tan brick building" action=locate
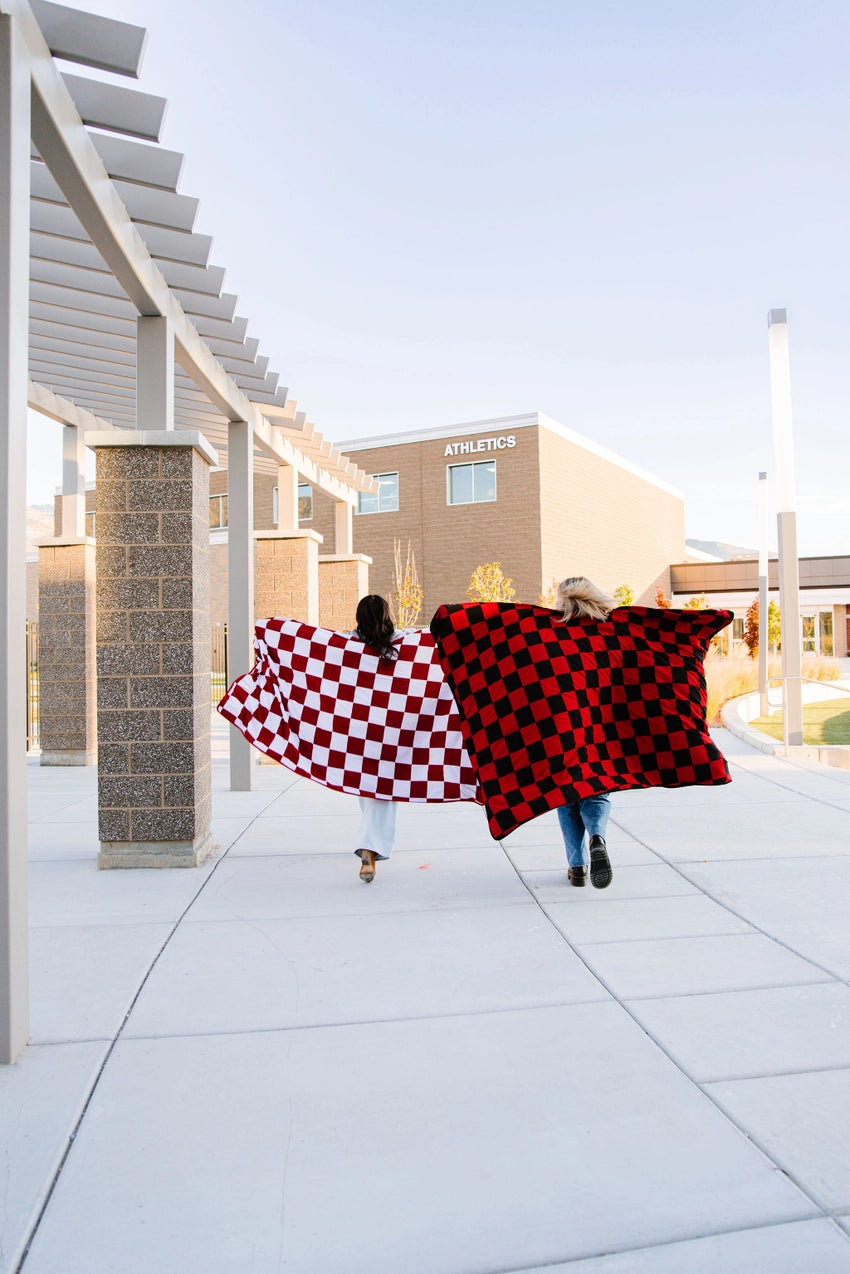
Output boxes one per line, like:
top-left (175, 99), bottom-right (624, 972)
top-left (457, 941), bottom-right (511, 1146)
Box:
top-left (308, 413), bottom-right (687, 619)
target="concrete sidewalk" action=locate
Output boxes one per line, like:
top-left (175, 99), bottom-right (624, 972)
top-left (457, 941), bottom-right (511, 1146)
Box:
top-left (3, 721), bottom-right (850, 1273)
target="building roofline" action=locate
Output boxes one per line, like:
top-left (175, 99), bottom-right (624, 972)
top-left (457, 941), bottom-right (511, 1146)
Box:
top-left (338, 411), bottom-right (684, 500)
top-left (670, 553), bottom-right (850, 567)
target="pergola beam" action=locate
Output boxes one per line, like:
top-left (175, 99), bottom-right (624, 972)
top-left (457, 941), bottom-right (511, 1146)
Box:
top-left (30, 0), bottom-right (146, 78)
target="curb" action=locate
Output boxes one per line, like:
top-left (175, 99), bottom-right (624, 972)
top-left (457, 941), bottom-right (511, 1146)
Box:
top-left (721, 688), bottom-right (850, 772)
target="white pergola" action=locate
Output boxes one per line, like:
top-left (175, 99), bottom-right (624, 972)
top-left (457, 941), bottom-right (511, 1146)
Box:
top-left (0, 0), bottom-right (376, 1061)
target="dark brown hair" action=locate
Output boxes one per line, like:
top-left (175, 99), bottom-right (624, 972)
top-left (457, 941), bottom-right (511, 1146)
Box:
top-left (355, 594), bottom-right (396, 660)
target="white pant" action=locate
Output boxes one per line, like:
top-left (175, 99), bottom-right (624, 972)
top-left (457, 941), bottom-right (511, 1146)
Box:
top-left (356, 797), bottom-right (397, 860)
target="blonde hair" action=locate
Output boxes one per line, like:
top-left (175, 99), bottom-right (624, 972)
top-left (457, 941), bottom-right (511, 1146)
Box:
top-left (556, 576), bottom-right (615, 622)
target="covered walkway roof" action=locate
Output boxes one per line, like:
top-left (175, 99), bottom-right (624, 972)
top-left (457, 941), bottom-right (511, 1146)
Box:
top-left (16, 0), bottom-right (374, 501)
top-left (0, 0), bottom-right (378, 1064)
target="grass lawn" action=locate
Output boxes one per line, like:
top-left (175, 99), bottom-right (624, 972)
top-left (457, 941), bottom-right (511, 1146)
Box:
top-left (751, 698), bottom-right (850, 745)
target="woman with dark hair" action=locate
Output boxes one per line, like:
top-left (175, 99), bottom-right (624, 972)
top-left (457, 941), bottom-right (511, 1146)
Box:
top-left (352, 594), bottom-right (399, 882)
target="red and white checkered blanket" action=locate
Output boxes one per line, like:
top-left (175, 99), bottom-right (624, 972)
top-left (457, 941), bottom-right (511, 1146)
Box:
top-left (217, 619), bottom-right (480, 803)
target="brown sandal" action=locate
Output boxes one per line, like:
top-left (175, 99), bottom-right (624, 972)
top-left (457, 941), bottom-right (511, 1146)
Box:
top-left (359, 850), bottom-right (376, 883)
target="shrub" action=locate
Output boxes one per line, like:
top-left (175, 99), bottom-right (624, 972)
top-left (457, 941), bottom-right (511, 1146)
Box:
top-left (704, 652), bottom-right (840, 725)
top-left (539, 579), bottom-right (559, 608)
top-left (389, 538), bottom-right (423, 628)
top-left (467, 562), bottom-right (516, 603)
top-left (743, 597), bottom-right (781, 658)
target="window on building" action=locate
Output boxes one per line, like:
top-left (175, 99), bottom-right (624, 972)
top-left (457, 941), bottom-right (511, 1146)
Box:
top-left (85, 510), bottom-right (95, 538)
top-left (447, 460), bottom-right (496, 505)
top-left (210, 493), bottom-right (228, 529)
top-left (357, 472), bottom-right (399, 514)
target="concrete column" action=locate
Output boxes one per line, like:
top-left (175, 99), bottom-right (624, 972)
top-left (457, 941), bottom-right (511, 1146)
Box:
top-left (276, 463), bottom-right (298, 529)
top-left (89, 431), bottom-right (217, 868)
top-left (777, 510), bottom-right (803, 742)
top-left (334, 499), bottom-right (354, 555)
top-left (255, 530), bottom-right (323, 625)
top-left (768, 309), bottom-right (803, 748)
top-left (0, 12), bottom-right (30, 1063)
top-left (37, 538), bottom-right (96, 765)
top-left (318, 554), bottom-right (372, 630)
top-left (757, 471), bottom-right (769, 717)
top-left (137, 316), bottom-right (174, 431)
top-left (227, 420), bottom-right (255, 791)
top-left (61, 424), bottom-right (86, 538)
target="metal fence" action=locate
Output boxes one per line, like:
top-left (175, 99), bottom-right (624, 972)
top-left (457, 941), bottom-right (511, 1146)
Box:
top-left (24, 623), bottom-right (228, 752)
top-left (211, 622), bottom-right (228, 705)
top-left (26, 620), bottom-right (39, 750)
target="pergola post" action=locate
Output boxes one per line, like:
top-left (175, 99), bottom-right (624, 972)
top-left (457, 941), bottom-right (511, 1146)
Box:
top-left (335, 499), bottom-right (353, 556)
top-left (0, 11), bottom-right (31, 1062)
top-left (137, 315), bottom-right (174, 431)
top-left (228, 419), bottom-right (255, 790)
top-left (37, 536), bottom-right (97, 766)
top-left (61, 422), bottom-right (87, 537)
top-left (255, 530), bottom-right (323, 626)
top-left (91, 432), bottom-right (216, 866)
top-left (318, 554), bottom-right (372, 630)
top-left (276, 462), bottom-right (298, 528)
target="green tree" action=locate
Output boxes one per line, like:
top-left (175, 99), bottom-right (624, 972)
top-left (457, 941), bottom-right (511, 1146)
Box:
top-left (467, 561), bottom-right (516, 603)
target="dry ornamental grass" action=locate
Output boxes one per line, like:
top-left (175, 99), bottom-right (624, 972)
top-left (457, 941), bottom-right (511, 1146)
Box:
top-left (704, 653), bottom-right (841, 726)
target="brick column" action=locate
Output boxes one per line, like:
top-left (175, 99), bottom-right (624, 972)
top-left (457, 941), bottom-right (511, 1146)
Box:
top-left (89, 431), bottom-right (217, 869)
top-left (255, 530), bottom-right (323, 624)
top-left (318, 555), bottom-right (372, 630)
top-left (36, 537), bottom-right (96, 765)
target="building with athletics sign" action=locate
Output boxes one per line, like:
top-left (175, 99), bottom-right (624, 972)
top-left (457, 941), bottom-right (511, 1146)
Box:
top-left (305, 412), bottom-right (688, 620)
top-left (45, 411), bottom-right (850, 652)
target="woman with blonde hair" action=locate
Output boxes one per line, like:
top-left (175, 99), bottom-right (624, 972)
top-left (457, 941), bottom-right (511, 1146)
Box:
top-left (554, 577), bottom-right (615, 889)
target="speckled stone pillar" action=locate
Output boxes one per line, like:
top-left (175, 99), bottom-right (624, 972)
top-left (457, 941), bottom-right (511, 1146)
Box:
top-left (36, 537), bottom-right (97, 765)
top-left (318, 555), bottom-right (372, 630)
top-left (255, 530), bottom-right (323, 624)
top-left (90, 431), bottom-right (217, 869)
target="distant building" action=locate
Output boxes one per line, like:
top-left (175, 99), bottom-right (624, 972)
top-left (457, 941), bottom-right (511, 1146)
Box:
top-left (309, 412), bottom-right (687, 620)
top-left (671, 557), bottom-right (850, 658)
top-left (38, 412), bottom-right (849, 661)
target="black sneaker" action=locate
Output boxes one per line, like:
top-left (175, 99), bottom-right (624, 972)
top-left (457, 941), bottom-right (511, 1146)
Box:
top-left (567, 866), bottom-right (587, 887)
top-left (589, 835), bottom-right (612, 889)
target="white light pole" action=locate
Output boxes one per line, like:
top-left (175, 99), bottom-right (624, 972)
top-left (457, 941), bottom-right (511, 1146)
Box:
top-left (758, 471), bottom-right (769, 718)
top-left (767, 309), bottom-right (803, 749)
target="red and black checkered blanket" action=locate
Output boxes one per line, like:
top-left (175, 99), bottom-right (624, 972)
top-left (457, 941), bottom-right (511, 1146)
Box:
top-left (217, 619), bottom-right (479, 803)
top-left (430, 602), bottom-right (732, 839)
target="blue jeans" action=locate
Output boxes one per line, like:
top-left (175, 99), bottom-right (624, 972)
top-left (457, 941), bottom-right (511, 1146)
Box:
top-left (556, 795), bottom-right (611, 868)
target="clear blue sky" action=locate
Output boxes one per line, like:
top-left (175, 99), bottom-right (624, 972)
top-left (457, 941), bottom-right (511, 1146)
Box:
top-left (29, 0), bottom-right (850, 554)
